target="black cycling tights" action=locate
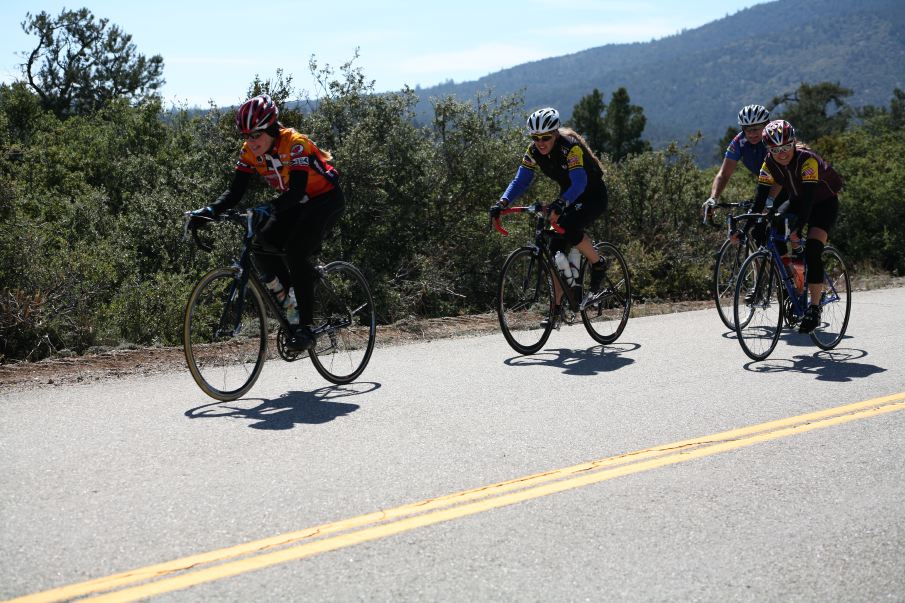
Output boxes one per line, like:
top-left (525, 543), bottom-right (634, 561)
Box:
top-left (254, 187), bottom-right (346, 325)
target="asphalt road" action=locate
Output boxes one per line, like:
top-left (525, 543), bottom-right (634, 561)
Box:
top-left (2, 287), bottom-right (904, 602)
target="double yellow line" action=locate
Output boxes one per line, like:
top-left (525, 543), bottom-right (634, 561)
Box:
top-left (11, 391), bottom-right (905, 602)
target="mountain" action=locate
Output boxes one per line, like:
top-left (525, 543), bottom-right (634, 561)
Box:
top-left (413, 0), bottom-right (905, 163)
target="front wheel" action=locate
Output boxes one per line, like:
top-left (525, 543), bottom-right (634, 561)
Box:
top-left (497, 247), bottom-right (555, 355)
top-left (309, 261), bottom-right (376, 384)
top-left (580, 242), bottom-right (631, 344)
top-left (733, 251), bottom-right (783, 361)
top-left (183, 268), bottom-right (268, 401)
top-left (713, 236), bottom-right (756, 329)
top-left (810, 245), bottom-right (851, 350)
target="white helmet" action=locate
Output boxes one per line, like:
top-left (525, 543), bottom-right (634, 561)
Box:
top-left (737, 104), bottom-right (770, 127)
top-left (527, 107), bottom-right (560, 134)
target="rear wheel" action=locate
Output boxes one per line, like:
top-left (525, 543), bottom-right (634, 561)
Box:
top-left (497, 247), bottom-right (555, 355)
top-left (580, 242), bottom-right (631, 344)
top-left (183, 268), bottom-right (268, 401)
top-left (810, 245), bottom-right (851, 350)
top-left (713, 236), bottom-right (756, 329)
top-left (734, 251), bottom-right (783, 361)
top-left (309, 261), bottom-right (376, 384)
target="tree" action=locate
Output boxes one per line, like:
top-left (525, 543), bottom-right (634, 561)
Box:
top-left (20, 8), bottom-right (164, 118)
top-left (569, 88), bottom-right (608, 153)
top-left (570, 87), bottom-right (650, 162)
top-left (602, 87), bottom-right (651, 162)
top-left (770, 81), bottom-right (852, 141)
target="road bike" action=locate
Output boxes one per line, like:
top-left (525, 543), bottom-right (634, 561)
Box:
top-left (182, 206), bottom-right (376, 401)
top-left (492, 203), bottom-right (631, 355)
top-left (702, 198), bottom-right (757, 329)
top-left (731, 209), bottom-right (851, 361)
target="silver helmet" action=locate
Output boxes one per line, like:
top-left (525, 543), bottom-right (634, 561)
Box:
top-left (737, 104), bottom-right (770, 127)
top-left (527, 107), bottom-right (561, 135)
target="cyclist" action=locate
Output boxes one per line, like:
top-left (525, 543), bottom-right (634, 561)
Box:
top-left (490, 107), bottom-right (608, 322)
top-left (753, 119), bottom-right (844, 333)
top-left (706, 104), bottom-right (771, 206)
top-left (188, 94), bottom-right (344, 351)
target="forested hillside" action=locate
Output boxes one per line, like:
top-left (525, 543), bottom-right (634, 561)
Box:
top-left (415, 0), bottom-right (905, 162)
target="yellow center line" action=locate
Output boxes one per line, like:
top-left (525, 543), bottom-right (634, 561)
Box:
top-left (9, 391), bottom-right (905, 603)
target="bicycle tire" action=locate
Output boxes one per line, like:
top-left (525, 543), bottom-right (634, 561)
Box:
top-left (309, 261), bottom-right (376, 384)
top-left (497, 247), bottom-right (555, 355)
top-left (733, 251), bottom-right (783, 361)
top-left (183, 267), bottom-right (268, 401)
top-left (713, 236), bottom-right (756, 329)
top-left (580, 242), bottom-right (632, 344)
top-left (810, 245), bottom-right (851, 350)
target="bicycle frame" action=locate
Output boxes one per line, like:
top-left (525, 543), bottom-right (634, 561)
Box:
top-left (732, 211), bottom-right (842, 318)
top-left (493, 203), bottom-right (584, 312)
top-left (188, 208), bottom-right (301, 335)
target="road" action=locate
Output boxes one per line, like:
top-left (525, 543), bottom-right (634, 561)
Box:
top-left (2, 287), bottom-right (904, 601)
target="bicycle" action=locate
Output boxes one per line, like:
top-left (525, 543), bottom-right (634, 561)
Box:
top-left (182, 206), bottom-right (376, 401)
top-left (731, 208), bottom-right (851, 361)
top-left (702, 198), bottom-right (757, 329)
top-left (492, 202), bottom-right (631, 355)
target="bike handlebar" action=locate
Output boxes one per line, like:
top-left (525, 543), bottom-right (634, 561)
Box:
top-left (492, 203), bottom-right (565, 236)
top-left (701, 198), bottom-right (754, 225)
top-left (183, 208), bottom-right (262, 252)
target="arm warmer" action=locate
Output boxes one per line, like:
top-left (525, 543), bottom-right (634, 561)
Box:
top-left (560, 168), bottom-right (588, 205)
top-left (210, 170), bottom-right (251, 213)
top-left (501, 166), bottom-right (534, 202)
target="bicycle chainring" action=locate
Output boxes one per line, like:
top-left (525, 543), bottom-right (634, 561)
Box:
top-left (276, 326), bottom-right (303, 362)
top-left (782, 296), bottom-right (799, 328)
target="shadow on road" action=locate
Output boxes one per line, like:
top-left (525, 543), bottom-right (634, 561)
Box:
top-left (504, 342), bottom-right (640, 375)
top-left (184, 381), bottom-right (380, 430)
top-left (743, 348), bottom-right (886, 382)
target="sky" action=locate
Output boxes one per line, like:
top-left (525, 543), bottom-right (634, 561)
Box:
top-left (1, 0), bottom-right (766, 108)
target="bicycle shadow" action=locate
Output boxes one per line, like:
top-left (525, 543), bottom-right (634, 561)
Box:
top-left (743, 348), bottom-right (886, 382)
top-left (184, 382), bottom-right (381, 430)
top-left (721, 329), bottom-right (854, 349)
top-left (504, 342), bottom-right (640, 375)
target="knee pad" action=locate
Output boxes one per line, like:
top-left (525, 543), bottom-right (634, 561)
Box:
top-left (805, 239), bottom-right (825, 284)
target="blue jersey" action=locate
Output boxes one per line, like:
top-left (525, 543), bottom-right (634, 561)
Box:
top-left (724, 131), bottom-right (768, 175)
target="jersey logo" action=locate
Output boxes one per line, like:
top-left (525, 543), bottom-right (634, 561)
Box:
top-left (801, 157), bottom-right (819, 182)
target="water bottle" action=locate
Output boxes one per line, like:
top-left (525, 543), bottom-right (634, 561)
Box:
top-left (284, 288), bottom-right (299, 325)
top-left (781, 255), bottom-right (805, 295)
top-left (264, 275), bottom-right (287, 302)
top-left (264, 276), bottom-right (299, 324)
top-left (567, 248), bottom-right (581, 282)
top-left (554, 251), bottom-right (574, 286)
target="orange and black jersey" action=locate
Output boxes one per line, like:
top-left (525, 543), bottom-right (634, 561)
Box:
top-left (211, 127), bottom-right (339, 213)
top-left (502, 134), bottom-right (604, 206)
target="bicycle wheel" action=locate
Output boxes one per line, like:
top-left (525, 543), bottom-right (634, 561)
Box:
top-left (183, 268), bottom-right (268, 401)
top-left (580, 242), bottom-right (632, 344)
top-left (713, 236), bottom-right (756, 329)
top-left (733, 251), bottom-right (783, 361)
top-left (309, 261), bottom-right (376, 384)
top-left (810, 245), bottom-right (851, 350)
top-left (497, 247), bottom-right (555, 355)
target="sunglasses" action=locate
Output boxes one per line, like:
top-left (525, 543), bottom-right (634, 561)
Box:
top-left (530, 133), bottom-right (556, 142)
top-left (743, 125), bottom-right (765, 133)
top-left (768, 142), bottom-right (795, 154)
top-left (241, 131), bottom-right (266, 141)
